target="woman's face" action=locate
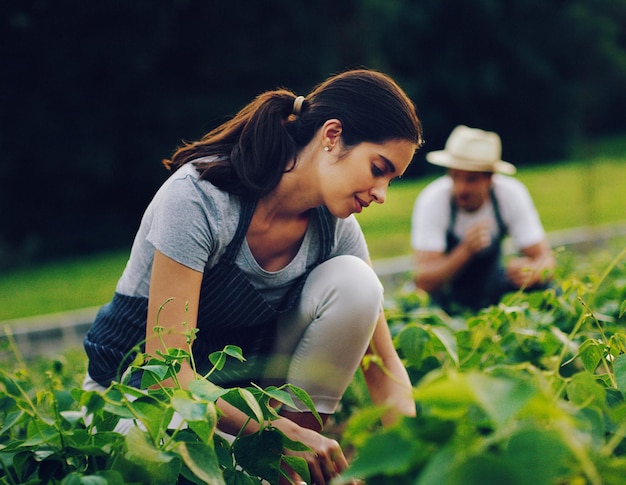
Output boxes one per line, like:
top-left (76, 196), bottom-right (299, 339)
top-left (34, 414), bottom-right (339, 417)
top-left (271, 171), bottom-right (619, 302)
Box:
top-left (321, 139), bottom-right (416, 219)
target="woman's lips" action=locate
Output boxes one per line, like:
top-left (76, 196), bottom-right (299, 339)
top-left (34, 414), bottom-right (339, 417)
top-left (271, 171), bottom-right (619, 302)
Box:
top-left (355, 197), bottom-right (369, 213)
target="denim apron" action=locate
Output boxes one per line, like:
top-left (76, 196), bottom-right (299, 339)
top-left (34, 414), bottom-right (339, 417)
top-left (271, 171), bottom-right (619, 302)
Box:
top-left (84, 198), bottom-right (334, 388)
top-left (431, 189), bottom-right (513, 313)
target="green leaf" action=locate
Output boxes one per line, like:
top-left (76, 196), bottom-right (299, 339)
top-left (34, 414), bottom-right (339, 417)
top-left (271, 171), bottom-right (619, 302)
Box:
top-left (189, 378), bottom-right (230, 402)
top-left (233, 429), bottom-right (282, 482)
top-left (253, 386), bottom-right (297, 410)
top-left (429, 325), bottom-right (459, 366)
top-left (141, 363), bottom-right (172, 381)
top-left (156, 347), bottom-right (191, 364)
top-left (566, 372), bottom-right (607, 410)
top-left (24, 421), bottom-right (59, 446)
top-left (279, 432), bottom-right (311, 453)
top-left (72, 389), bottom-right (105, 417)
top-left (505, 427), bottom-right (571, 485)
top-left (413, 371), bottom-right (475, 419)
top-left (101, 389), bottom-right (132, 418)
top-left (171, 390), bottom-right (218, 443)
top-left (222, 388), bottom-right (264, 424)
top-left (175, 439), bottom-right (226, 485)
top-left (209, 345), bottom-right (245, 370)
top-left (468, 373), bottom-right (537, 428)
top-left (222, 345), bottom-right (245, 361)
top-left (576, 406), bottom-right (606, 449)
top-left (139, 360), bottom-right (180, 388)
top-left (60, 411), bottom-right (84, 428)
top-left (412, 415), bottom-right (456, 445)
top-left (417, 447), bottom-right (511, 485)
top-left (61, 471), bottom-right (126, 484)
top-left (0, 410), bottom-right (26, 435)
top-left (124, 426), bottom-right (180, 485)
top-left (395, 325), bottom-right (430, 368)
top-left (129, 395), bottom-right (174, 442)
top-left (8, 451), bottom-right (36, 482)
top-left (342, 405), bottom-right (389, 448)
top-left (281, 455), bottom-right (310, 484)
top-left (341, 428), bottom-right (419, 481)
top-left (171, 390), bottom-right (215, 422)
top-left (286, 384), bottom-right (322, 428)
top-left (209, 352), bottom-right (228, 371)
top-left (578, 339), bottom-right (604, 373)
top-left (613, 353), bottom-right (626, 393)
top-left (222, 468), bottom-right (261, 484)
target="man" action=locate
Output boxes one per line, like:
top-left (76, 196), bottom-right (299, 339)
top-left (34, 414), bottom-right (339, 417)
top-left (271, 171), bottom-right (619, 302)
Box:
top-left (410, 125), bottom-right (555, 313)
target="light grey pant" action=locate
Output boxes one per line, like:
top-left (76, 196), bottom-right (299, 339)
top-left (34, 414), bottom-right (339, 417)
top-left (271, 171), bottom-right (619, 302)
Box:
top-left (83, 255), bottom-right (383, 419)
top-left (268, 255), bottom-right (383, 413)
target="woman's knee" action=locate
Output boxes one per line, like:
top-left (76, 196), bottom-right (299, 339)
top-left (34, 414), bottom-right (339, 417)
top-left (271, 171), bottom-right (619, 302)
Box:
top-left (310, 255), bottom-right (383, 320)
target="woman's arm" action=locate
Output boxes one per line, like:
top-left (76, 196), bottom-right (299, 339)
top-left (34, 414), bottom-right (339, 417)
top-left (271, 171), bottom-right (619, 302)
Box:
top-left (145, 251), bottom-right (269, 432)
top-left (361, 310), bottom-right (416, 426)
top-left (145, 249), bottom-right (203, 388)
top-left (146, 250), bottom-right (349, 484)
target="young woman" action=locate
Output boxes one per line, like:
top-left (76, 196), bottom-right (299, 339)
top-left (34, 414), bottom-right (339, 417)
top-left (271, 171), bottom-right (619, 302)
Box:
top-left (83, 68), bottom-right (423, 484)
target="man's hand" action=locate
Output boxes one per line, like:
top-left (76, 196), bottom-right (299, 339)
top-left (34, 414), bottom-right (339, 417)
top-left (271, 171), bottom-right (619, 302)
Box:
top-left (506, 257), bottom-right (540, 288)
top-left (506, 239), bottom-right (555, 289)
top-left (462, 221), bottom-right (492, 255)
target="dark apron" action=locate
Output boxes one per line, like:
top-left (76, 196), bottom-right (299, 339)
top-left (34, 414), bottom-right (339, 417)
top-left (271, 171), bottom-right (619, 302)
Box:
top-left (84, 198), bottom-right (334, 388)
top-left (431, 189), bottom-right (514, 313)
top-left (192, 198), bottom-right (334, 386)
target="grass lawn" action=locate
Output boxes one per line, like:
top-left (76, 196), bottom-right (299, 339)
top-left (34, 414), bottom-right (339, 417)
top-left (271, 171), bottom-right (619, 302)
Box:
top-left (357, 158), bottom-right (625, 259)
top-left (1, 134), bottom-right (624, 321)
top-left (0, 252), bottom-right (127, 321)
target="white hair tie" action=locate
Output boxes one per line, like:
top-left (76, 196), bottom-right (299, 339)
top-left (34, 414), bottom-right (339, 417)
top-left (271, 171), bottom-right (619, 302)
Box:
top-left (292, 95), bottom-right (305, 116)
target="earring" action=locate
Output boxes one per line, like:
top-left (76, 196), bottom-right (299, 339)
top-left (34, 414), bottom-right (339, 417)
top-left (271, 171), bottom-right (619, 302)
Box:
top-left (324, 146), bottom-right (330, 152)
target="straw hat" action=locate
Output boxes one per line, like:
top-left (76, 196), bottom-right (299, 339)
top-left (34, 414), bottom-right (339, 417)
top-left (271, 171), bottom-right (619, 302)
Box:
top-left (426, 125), bottom-right (516, 174)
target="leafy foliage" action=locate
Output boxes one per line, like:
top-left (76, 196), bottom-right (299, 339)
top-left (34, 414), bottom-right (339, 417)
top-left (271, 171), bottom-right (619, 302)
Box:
top-left (0, 344), bottom-right (318, 484)
top-left (337, 245), bottom-right (626, 484)
top-left (2, 244), bottom-right (626, 483)
top-left (2, 0), bottom-right (626, 268)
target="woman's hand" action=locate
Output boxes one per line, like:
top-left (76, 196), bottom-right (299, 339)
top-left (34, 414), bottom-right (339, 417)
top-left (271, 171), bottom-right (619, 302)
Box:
top-left (274, 417), bottom-right (351, 485)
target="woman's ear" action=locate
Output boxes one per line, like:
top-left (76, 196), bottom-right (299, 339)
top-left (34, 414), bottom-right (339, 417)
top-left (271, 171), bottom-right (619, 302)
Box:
top-left (321, 119), bottom-right (343, 151)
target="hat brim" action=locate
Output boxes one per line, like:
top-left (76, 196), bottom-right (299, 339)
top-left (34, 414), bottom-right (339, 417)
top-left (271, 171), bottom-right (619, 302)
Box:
top-left (426, 150), bottom-right (516, 175)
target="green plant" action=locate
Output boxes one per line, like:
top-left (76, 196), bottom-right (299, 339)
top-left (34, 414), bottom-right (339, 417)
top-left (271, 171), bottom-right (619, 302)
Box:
top-left (0, 336), bottom-right (321, 484)
top-left (336, 247), bottom-right (626, 484)
top-left (3, 243), bottom-right (626, 484)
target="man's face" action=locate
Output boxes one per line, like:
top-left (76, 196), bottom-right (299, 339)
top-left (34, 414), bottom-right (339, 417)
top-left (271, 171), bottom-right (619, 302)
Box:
top-left (448, 168), bottom-right (493, 212)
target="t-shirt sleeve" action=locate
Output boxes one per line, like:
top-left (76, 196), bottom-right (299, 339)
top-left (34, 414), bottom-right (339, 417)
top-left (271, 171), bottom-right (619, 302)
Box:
top-left (411, 181), bottom-right (450, 252)
top-left (146, 175), bottom-right (214, 272)
top-left (332, 215), bottom-right (370, 261)
top-left (497, 177), bottom-right (546, 250)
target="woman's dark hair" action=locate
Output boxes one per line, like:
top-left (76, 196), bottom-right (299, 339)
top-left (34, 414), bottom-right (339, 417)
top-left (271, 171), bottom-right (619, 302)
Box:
top-left (164, 69), bottom-right (423, 198)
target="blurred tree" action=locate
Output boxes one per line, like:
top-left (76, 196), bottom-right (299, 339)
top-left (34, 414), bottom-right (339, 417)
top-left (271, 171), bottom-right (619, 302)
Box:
top-left (364, 0), bottom-right (626, 173)
top-left (0, 0), bottom-right (624, 269)
top-left (0, 0), bottom-right (367, 268)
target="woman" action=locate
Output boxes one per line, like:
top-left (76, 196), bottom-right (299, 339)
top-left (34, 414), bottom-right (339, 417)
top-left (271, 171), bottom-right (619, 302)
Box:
top-left (83, 68), bottom-right (423, 484)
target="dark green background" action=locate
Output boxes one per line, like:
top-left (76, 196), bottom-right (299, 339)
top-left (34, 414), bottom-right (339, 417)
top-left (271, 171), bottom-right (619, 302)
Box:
top-left (2, 0), bottom-right (625, 269)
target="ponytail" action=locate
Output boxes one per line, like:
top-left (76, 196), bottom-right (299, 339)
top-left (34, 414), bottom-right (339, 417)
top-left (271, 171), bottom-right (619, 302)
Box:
top-left (164, 89), bottom-right (299, 198)
top-left (164, 69), bottom-right (422, 198)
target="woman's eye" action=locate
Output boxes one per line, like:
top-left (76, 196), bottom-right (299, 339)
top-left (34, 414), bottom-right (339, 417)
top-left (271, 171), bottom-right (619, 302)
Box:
top-left (372, 165), bottom-right (385, 177)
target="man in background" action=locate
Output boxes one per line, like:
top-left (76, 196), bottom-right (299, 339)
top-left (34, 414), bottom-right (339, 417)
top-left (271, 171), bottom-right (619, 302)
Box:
top-left (410, 125), bottom-right (555, 313)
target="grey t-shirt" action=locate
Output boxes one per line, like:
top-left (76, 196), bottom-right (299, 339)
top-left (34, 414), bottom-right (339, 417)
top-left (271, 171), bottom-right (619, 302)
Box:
top-left (116, 162), bottom-right (369, 305)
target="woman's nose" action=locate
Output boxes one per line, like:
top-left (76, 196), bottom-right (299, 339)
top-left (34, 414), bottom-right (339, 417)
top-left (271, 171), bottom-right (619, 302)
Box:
top-left (371, 181), bottom-right (387, 204)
